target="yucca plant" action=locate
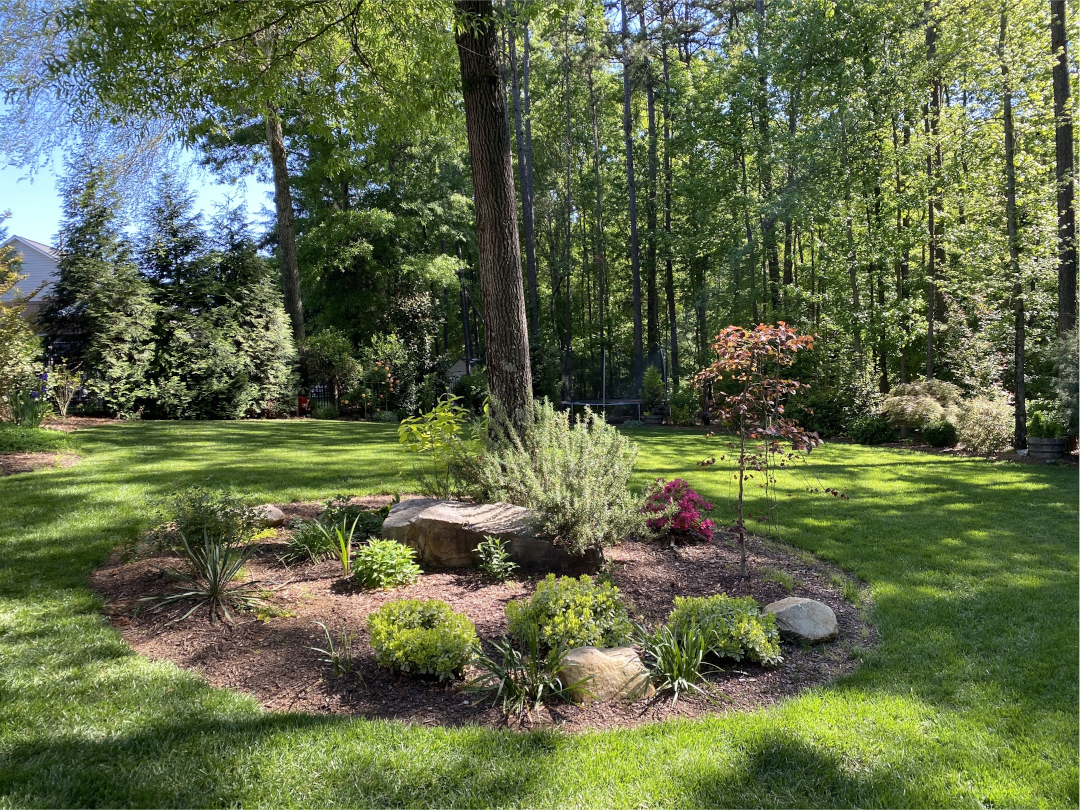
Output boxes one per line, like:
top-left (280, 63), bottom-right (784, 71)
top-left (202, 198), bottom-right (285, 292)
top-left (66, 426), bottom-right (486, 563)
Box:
top-left (143, 529), bottom-right (262, 623)
top-left (309, 620), bottom-right (362, 679)
top-left (633, 622), bottom-right (716, 706)
top-left (465, 624), bottom-right (591, 717)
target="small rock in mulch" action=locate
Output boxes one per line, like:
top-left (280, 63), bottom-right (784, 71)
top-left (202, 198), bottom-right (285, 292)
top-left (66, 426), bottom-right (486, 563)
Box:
top-left (90, 502), bottom-right (875, 733)
top-left (253, 504), bottom-right (286, 527)
top-left (764, 596), bottom-right (839, 643)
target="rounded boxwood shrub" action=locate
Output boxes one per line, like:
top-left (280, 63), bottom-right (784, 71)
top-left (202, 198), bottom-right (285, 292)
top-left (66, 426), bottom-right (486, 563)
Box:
top-left (923, 419), bottom-right (958, 448)
top-left (366, 599), bottom-right (477, 680)
top-left (352, 539), bottom-right (422, 589)
top-left (667, 594), bottom-right (782, 666)
top-left (849, 414), bottom-right (898, 445)
top-left (505, 574), bottom-right (632, 653)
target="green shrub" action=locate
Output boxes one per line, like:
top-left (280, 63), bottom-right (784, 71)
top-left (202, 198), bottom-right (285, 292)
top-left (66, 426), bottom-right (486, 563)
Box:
top-left (321, 495), bottom-right (386, 536)
top-left (352, 539), bottom-right (422, 589)
top-left (1027, 409), bottom-right (1065, 439)
top-left (621, 419), bottom-right (645, 428)
top-left (506, 574), bottom-right (632, 653)
top-left (0, 424), bottom-right (73, 453)
top-left (667, 594), bottom-right (782, 666)
top-left (881, 394), bottom-right (945, 430)
top-left (474, 535), bottom-right (518, 581)
top-left (956, 396), bottom-right (1013, 454)
top-left (923, 419), bottom-right (958, 447)
top-left (890, 379), bottom-right (962, 408)
top-left (398, 395), bottom-right (478, 498)
top-left (848, 414), bottom-right (898, 445)
top-left (668, 386), bottom-right (699, 426)
top-left (373, 410), bottom-right (400, 423)
top-left (312, 403), bottom-right (339, 420)
top-left (153, 487), bottom-right (260, 550)
top-left (366, 599), bottom-right (477, 680)
top-left (463, 400), bottom-right (647, 556)
top-left (452, 372), bottom-right (488, 413)
top-left (642, 365), bottom-right (666, 414)
top-left (786, 390), bottom-right (848, 437)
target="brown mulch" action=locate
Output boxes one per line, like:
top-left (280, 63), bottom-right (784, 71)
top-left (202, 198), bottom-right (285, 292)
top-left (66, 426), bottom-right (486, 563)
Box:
top-left (91, 497), bottom-right (874, 732)
top-left (0, 451), bottom-right (80, 477)
top-left (41, 416), bottom-right (122, 432)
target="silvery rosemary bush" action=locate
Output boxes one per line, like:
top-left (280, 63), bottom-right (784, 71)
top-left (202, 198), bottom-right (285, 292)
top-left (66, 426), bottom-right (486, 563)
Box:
top-left (461, 399), bottom-right (648, 556)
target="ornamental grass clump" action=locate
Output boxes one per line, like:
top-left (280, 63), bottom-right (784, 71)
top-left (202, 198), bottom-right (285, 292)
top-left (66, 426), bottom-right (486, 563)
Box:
top-left (367, 599), bottom-right (477, 680)
top-left (505, 574), bottom-right (632, 653)
top-left (643, 478), bottom-right (716, 542)
top-left (463, 399), bottom-right (647, 556)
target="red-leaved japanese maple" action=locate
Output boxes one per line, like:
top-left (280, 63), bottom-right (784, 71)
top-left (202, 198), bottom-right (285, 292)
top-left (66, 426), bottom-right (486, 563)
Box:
top-left (693, 322), bottom-right (822, 576)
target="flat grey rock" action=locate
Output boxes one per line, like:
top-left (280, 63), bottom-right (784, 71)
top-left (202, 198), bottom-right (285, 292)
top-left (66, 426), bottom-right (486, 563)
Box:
top-left (763, 596), bottom-right (838, 643)
top-left (381, 498), bottom-right (601, 574)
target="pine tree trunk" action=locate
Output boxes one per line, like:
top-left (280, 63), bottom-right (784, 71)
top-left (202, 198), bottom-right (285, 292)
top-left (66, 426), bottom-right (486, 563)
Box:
top-left (756, 0), bottom-right (780, 314)
top-left (1001, 9), bottom-right (1025, 449)
top-left (1052, 0), bottom-right (1076, 335)
top-left (454, 0), bottom-right (533, 430)
top-left (264, 110), bottom-right (305, 347)
top-left (621, 0), bottom-right (644, 390)
top-left (509, 17), bottom-right (539, 336)
top-left (562, 11), bottom-right (573, 402)
top-left (641, 9), bottom-right (660, 369)
top-left (661, 19), bottom-right (679, 388)
top-left (924, 1), bottom-right (946, 376)
top-left (588, 65), bottom-right (607, 369)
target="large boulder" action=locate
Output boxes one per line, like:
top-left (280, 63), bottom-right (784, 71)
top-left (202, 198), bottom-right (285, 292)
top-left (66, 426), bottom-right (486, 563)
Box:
top-left (558, 646), bottom-right (655, 703)
top-left (381, 498), bottom-right (602, 574)
top-left (763, 596), bottom-right (838, 643)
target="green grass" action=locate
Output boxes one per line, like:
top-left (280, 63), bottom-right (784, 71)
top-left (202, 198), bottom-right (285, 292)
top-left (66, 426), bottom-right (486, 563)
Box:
top-left (0, 421), bottom-right (1076, 808)
top-left (0, 424), bottom-right (75, 453)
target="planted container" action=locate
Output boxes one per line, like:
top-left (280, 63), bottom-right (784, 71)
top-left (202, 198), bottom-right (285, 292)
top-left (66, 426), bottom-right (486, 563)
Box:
top-left (1028, 437), bottom-right (1066, 461)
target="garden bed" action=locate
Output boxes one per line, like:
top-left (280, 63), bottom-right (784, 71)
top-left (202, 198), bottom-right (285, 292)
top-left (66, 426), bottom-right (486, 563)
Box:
top-left (91, 497), bottom-right (873, 732)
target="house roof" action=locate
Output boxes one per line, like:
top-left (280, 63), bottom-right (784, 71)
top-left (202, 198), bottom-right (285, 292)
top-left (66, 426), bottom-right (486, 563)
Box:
top-left (2, 235), bottom-right (59, 260)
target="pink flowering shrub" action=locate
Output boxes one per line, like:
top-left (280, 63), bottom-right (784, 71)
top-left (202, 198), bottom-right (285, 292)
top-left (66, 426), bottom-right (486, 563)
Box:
top-left (643, 478), bottom-right (716, 542)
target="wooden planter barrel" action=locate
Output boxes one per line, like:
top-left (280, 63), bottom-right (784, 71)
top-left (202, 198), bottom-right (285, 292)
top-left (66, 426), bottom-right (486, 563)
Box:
top-left (1028, 437), bottom-right (1066, 461)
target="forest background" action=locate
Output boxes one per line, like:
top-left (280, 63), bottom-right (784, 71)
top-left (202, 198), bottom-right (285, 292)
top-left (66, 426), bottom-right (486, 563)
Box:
top-left (0, 0), bottom-right (1075, 444)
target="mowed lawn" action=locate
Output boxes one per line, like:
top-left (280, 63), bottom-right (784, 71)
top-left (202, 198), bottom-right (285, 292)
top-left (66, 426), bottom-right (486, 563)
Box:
top-left (0, 420), bottom-right (1076, 808)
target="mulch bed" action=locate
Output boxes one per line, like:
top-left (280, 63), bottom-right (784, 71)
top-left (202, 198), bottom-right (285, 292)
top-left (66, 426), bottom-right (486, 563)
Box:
top-left (0, 451), bottom-right (80, 477)
top-left (91, 497), bottom-right (874, 732)
top-left (41, 416), bottom-right (123, 432)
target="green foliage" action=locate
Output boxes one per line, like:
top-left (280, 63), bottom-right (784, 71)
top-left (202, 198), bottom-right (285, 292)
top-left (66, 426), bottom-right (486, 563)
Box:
top-left (3, 379), bottom-right (51, 427)
top-left (849, 415), bottom-right (898, 445)
top-left (668, 386), bottom-right (699, 426)
top-left (667, 594), bottom-right (782, 666)
top-left (924, 420), bottom-right (959, 447)
top-left (621, 419), bottom-right (645, 428)
top-left (47, 360), bottom-right (82, 418)
top-left (452, 372), bottom-right (488, 413)
top-left (882, 395), bottom-right (946, 430)
top-left (463, 400), bottom-right (647, 556)
top-left (366, 599), bottom-right (477, 680)
top-left (398, 395), bottom-right (476, 498)
top-left (1051, 330), bottom-right (1078, 436)
top-left (352, 538), bottom-right (421, 589)
top-left (474, 535), bottom-right (518, 581)
top-left (309, 515), bottom-right (360, 577)
top-left (0, 424), bottom-right (73, 453)
top-left (642, 365), bottom-right (666, 414)
top-left (304, 328), bottom-right (359, 405)
top-left (957, 396), bottom-right (1014, 454)
top-left (891, 379), bottom-right (963, 408)
top-left (373, 410), bottom-right (401, 423)
top-left (283, 518), bottom-right (335, 565)
top-left (465, 624), bottom-right (587, 717)
top-left (0, 218), bottom-right (40, 393)
top-left (309, 621), bottom-right (357, 678)
top-left (312, 403), bottom-right (339, 420)
top-left (787, 390), bottom-right (849, 437)
top-left (321, 495), bottom-right (387, 536)
top-left (152, 487), bottom-right (260, 551)
top-left (505, 574), bottom-right (632, 653)
top-left (143, 529), bottom-right (261, 623)
top-left (1027, 409), bottom-right (1064, 440)
top-left (633, 622), bottom-right (715, 705)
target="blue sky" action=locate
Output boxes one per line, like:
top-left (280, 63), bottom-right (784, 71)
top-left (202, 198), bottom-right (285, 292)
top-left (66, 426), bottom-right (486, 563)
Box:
top-left (0, 157), bottom-right (274, 246)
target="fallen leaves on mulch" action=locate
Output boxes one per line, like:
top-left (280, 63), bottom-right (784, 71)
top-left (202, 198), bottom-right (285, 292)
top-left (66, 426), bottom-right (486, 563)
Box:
top-left (91, 497), bottom-right (875, 732)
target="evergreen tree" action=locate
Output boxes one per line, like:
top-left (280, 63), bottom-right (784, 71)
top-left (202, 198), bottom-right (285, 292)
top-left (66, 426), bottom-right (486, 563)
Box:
top-left (41, 155), bottom-right (156, 415)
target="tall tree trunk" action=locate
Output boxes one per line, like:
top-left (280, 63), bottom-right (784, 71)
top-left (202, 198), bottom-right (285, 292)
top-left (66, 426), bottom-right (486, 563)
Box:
top-left (1001, 9), bottom-right (1026, 449)
top-left (642, 9), bottom-right (661, 370)
top-left (894, 113), bottom-right (912, 385)
top-left (661, 14), bottom-right (679, 388)
top-left (454, 0), bottom-right (533, 430)
top-left (621, 0), bottom-right (644, 389)
top-left (562, 11), bottom-right (573, 402)
top-left (265, 109), bottom-right (305, 348)
top-left (756, 0), bottom-right (780, 314)
top-left (924, 0), bottom-right (946, 376)
top-left (1052, 0), bottom-right (1077, 335)
top-left (588, 65), bottom-right (607, 372)
top-left (508, 16), bottom-right (539, 336)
